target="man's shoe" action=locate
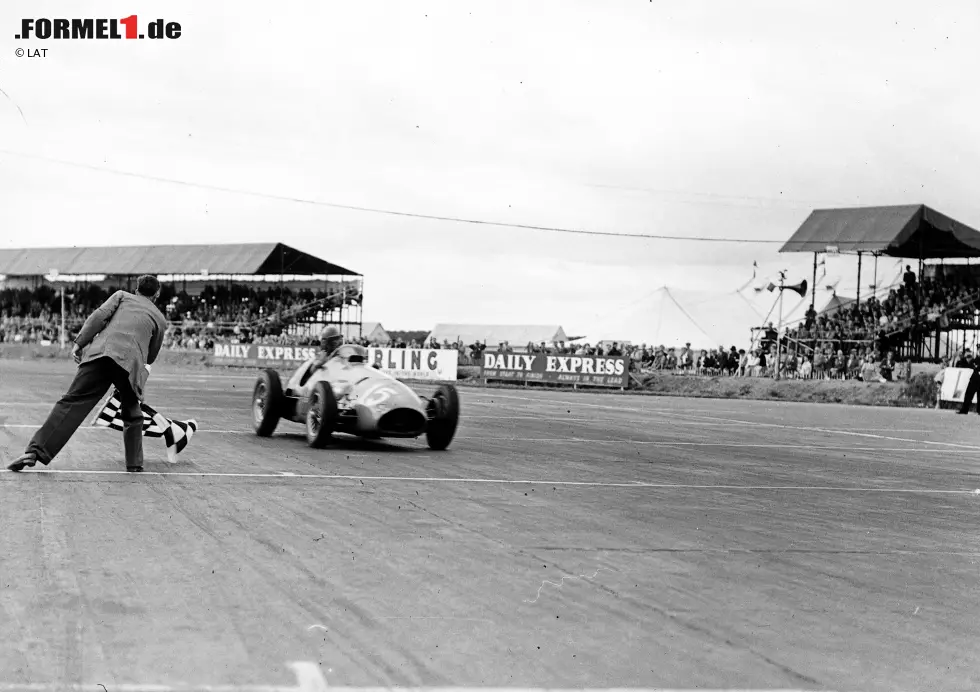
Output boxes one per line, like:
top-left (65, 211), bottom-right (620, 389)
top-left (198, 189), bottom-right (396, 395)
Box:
top-left (957, 410), bottom-right (968, 415)
top-left (7, 453), bottom-right (37, 472)
top-left (126, 466), bottom-right (143, 473)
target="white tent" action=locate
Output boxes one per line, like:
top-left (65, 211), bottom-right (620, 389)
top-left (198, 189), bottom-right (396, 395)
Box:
top-left (341, 322), bottom-right (390, 344)
top-left (425, 324), bottom-right (568, 349)
top-left (573, 256), bottom-right (911, 351)
top-left (577, 287), bottom-right (768, 351)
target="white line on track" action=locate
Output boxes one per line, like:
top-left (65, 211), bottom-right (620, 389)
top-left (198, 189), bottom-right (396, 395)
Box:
top-left (3, 468), bottom-right (976, 494)
top-left (0, 661), bottom-right (327, 692)
top-left (480, 393), bottom-right (980, 451)
top-left (0, 424), bottom-right (971, 454)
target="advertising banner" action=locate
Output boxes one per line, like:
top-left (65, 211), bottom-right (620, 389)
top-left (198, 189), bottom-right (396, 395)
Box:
top-left (365, 347), bottom-right (458, 381)
top-left (940, 367), bottom-right (974, 403)
top-left (481, 352), bottom-right (629, 388)
top-left (210, 343), bottom-right (457, 380)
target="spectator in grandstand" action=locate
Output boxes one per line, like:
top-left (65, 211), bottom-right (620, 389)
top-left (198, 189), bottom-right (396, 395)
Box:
top-left (859, 354), bottom-right (883, 383)
top-left (790, 272), bottom-right (980, 356)
top-left (813, 347), bottom-right (827, 380)
top-left (783, 348), bottom-right (798, 378)
top-left (8, 275), bottom-right (167, 474)
top-left (798, 355), bottom-right (813, 379)
top-left (678, 343), bottom-right (693, 372)
top-left (804, 304), bottom-right (817, 330)
top-left (737, 349), bottom-right (749, 377)
top-left (468, 341), bottom-right (486, 362)
top-left (879, 351), bottom-right (896, 381)
top-left (761, 323), bottom-right (777, 351)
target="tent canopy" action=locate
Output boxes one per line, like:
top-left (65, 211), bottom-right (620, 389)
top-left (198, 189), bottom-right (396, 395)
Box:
top-left (341, 322), bottom-right (390, 344)
top-left (818, 293), bottom-right (853, 317)
top-left (0, 243), bottom-right (360, 277)
top-left (426, 324), bottom-right (568, 347)
top-left (779, 205), bottom-right (980, 259)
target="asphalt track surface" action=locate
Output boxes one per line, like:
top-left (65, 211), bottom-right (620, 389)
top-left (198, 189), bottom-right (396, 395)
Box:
top-left (1, 360), bottom-right (979, 692)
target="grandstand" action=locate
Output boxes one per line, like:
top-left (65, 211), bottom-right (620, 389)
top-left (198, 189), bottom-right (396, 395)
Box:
top-left (0, 243), bottom-right (363, 348)
top-left (779, 204), bottom-right (980, 363)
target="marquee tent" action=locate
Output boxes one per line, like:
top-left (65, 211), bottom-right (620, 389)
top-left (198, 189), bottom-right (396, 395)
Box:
top-left (341, 322), bottom-right (390, 344)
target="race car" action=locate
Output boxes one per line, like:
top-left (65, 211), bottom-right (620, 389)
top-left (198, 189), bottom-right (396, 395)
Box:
top-left (250, 343), bottom-right (460, 450)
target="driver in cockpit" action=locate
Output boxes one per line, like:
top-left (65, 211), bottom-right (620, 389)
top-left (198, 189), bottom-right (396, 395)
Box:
top-left (311, 326), bottom-right (344, 371)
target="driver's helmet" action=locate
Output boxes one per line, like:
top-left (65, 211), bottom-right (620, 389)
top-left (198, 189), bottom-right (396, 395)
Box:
top-left (320, 326), bottom-right (343, 354)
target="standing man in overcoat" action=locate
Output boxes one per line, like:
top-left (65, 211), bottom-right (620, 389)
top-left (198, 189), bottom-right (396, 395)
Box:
top-left (7, 275), bottom-right (167, 472)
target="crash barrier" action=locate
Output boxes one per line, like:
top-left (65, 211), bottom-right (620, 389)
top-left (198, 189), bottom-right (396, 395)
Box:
top-left (481, 352), bottom-right (629, 389)
top-left (940, 367), bottom-right (975, 404)
top-left (210, 342), bottom-right (458, 381)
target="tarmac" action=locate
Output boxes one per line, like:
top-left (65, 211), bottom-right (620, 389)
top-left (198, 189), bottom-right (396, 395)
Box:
top-left (1, 359), bottom-right (979, 692)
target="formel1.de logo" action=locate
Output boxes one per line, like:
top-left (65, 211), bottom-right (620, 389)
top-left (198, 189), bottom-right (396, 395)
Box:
top-left (15, 16), bottom-right (182, 40)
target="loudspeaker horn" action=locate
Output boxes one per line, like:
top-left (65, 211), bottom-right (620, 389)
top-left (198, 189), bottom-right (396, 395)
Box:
top-left (783, 279), bottom-right (808, 297)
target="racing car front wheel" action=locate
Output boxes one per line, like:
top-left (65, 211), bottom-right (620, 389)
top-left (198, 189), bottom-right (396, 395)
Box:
top-left (253, 369), bottom-right (284, 437)
top-left (306, 381), bottom-right (338, 448)
top-left (425, 384), bottom-right (460, 451)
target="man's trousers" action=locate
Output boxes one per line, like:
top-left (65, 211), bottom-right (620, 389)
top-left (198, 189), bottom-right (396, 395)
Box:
top-left (959, 374), bottom-right (980, 414)
top-left (26, 356), bottom-right (144, 467)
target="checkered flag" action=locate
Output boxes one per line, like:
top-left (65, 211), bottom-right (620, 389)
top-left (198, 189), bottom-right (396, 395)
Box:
top-left (92, 388), bottom-right (198, 463)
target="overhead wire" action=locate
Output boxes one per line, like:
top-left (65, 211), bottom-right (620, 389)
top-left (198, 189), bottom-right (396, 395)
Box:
top-left (0, 149), bottom-right (786, 245)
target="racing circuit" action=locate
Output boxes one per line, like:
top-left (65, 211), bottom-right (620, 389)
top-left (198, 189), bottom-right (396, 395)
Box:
top-left (2, 359), bottom-right (979, 692)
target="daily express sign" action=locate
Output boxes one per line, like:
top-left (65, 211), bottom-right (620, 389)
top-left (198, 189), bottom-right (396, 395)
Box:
top-left (481, 353), bottom-right (629, 387)
top-left (211, 343), bottom-right (458, 381)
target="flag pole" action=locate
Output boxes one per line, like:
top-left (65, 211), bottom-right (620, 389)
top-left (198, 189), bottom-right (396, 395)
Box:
top-left (775, 273), bottom-right (784, 381)
top-left (59, 284), bottom-right (66, 350)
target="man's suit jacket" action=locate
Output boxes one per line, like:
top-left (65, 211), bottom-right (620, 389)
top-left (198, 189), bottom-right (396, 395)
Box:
top-left (73, 290), bottom-right (167, 399)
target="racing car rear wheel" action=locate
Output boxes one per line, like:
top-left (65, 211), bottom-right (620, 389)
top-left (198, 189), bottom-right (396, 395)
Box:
top-left (253, 369), bottom-right (284, 437)
top-left (425, 384), bottom-right (460, 451)
top-left (306, 381), bottom-right (338, 448)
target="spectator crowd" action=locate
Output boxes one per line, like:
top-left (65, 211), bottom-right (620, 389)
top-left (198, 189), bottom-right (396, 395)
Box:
top-left (788, 265), bottom-right (979, 351)
top-left (1, 282), bottom-right (362, 347)
top-left (0, 267), bottom-right (973, 385)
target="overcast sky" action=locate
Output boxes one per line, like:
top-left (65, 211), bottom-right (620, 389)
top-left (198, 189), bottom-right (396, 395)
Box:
top-left (1, 0), bottom-right (978, 345)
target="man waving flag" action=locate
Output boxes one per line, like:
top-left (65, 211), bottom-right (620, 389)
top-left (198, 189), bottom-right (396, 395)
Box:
top-left (93, 388), bottom-right (198, 463)
top-left (7, 275), bottom-right (168, 473)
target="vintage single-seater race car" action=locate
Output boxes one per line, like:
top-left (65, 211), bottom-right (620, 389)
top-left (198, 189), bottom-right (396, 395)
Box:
top-left (250, 344), bottom-right (460, 450)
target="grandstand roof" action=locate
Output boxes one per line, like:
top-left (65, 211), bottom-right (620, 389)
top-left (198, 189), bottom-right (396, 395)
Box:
top-left (0, 243), bottom-right (359, 277)
top-left (426, 324), bottom-right (568, 347)
top-left (780, 205), bottom-right (980, 259)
